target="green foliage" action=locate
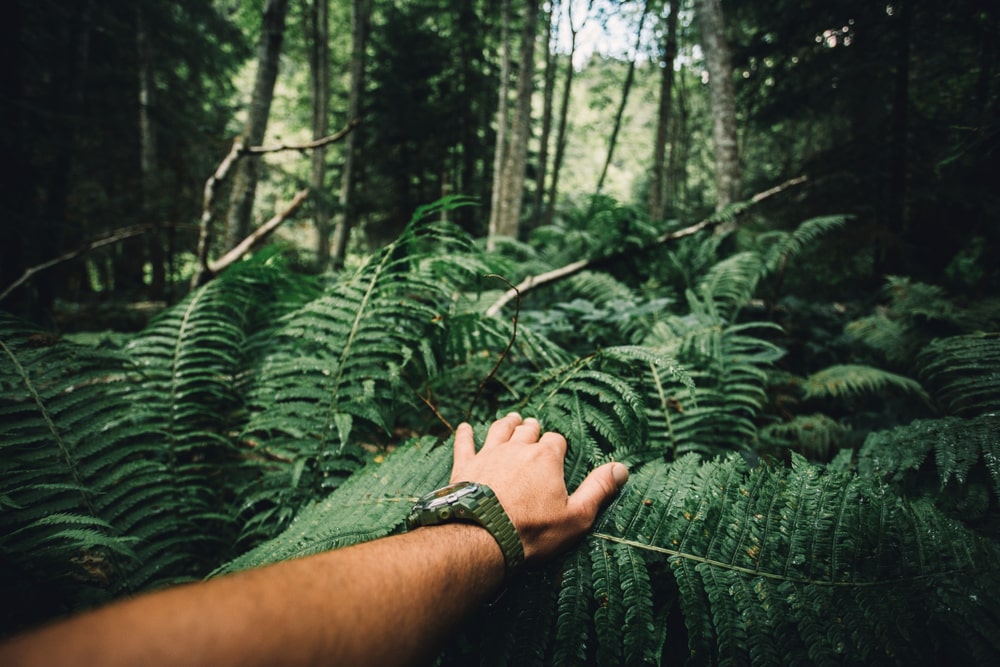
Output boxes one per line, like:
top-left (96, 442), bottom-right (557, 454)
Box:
top-left (859, 415), bottom-right (1000, 520)
top-left (918, 333), bottom-right (1000, 417)
top-left (3, 204), bottom-right (999, 663)
top-left (801, 364), bottom-right (929, 403)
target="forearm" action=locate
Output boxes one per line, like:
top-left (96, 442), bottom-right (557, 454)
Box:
top-left (0, 523), bottom-right (504, 667)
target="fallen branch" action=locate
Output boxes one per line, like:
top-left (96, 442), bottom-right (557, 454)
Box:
top-left (485, 175), bottom-right (808, 317)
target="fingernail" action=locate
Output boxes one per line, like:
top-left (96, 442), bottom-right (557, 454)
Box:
top-left (611, 462), bottom-right (629, 488)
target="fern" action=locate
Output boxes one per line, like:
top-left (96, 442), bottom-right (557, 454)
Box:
top-left (759, 413), bottom-right (852, 460)
top-left (859, 414), bottom-right (1000, 510)
top-left (234, 209), bottom-right (487, 540)
top-left (917, 333), bottom-right (1000, 417)
top-left (0, 318), bottom-right (167, 628)
top-left (801, 363), bottom-right (929, 402)
top-left (643, 303), bottom-right (784, 457)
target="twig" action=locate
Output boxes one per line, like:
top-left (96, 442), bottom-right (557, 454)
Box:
top-left (1, 224), bottom-right (156, 303)
top-left (243, 119), bottom-right (361, 155)
top-left (416, 385), bottom-right (454, 434)
top-left (468, 274), bottom-right (520, 420)
top-left (485, 175), bottom-right (808, 317)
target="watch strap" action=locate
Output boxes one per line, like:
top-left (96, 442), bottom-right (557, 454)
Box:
top-left (407, 483), bottom-right (524, 574)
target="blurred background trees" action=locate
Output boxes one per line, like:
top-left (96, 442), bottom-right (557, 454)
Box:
top-left (1, 0), bottom-right (997, 326)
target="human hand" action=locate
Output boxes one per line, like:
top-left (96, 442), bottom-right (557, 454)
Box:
top-left (449, 412), bottom-right (629, 562)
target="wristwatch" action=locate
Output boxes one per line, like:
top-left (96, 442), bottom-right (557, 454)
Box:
top-left (406, 481), bottom-right (524, 574)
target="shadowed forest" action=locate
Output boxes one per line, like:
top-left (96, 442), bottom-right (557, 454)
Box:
top-left (2, 0), bottom-right (999, 664)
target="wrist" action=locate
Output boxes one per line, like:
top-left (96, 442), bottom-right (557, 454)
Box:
top-left (406, 482), bottom-right (525, 576)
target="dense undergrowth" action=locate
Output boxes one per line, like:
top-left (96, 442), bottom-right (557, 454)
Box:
top-left (2, 197), bottom-right (999, 664)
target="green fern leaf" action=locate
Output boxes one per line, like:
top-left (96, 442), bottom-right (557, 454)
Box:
top-left (918, 333), bottom-right (1000, 416)
top-left (802, 363), bottom-right (928, 402)
top-left (215, 437), bottom-right (450, 574)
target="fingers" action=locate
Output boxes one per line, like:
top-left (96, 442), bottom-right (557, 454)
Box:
top-left (513, 417), bottom-right (541, 442)
top-left (452, 422), bottom-right (476, 469)
top-left (483, 412), bottom-right (522, 448)
top-left (566, 462), bottom-right (629, 524)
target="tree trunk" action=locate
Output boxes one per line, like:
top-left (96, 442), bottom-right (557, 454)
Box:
top-left (137, 5), bottom-right (166, 300)
top-left (307, 0), bottom-right (331, 271)
top-left (487, 0), bottom-right (513, 251)
top-left (595, 1), bottom-right (650, 196)
top-left (491, 0), bottom-right (540, 245)
top-left (532, 0), bottom-right (559, 230)
top-left (544, 0), bottom-right (589, 228)
top-left (694, 0), bottom-right (741, 210)
top-left (223, 0), bottom-right (290, 251)
top-left (648, 0), bottom-right (678, 222)
top-left (330, 0), bottom-right (371, 269)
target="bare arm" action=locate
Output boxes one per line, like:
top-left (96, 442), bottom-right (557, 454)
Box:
top-left (0, 413), bottom-right (629, 667)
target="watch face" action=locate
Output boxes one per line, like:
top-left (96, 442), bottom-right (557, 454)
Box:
top-left (424, 482), bottom-right (479, 509)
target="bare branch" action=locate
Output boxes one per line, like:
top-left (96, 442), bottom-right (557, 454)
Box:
top-left (191, 120), bottom-right (360, 288)
top-left (244, 118), bottom-right (360, 155)
top-left (0, 224), bottom-right (173, 304)
top-left (204, 188), bottom-right (310, 279)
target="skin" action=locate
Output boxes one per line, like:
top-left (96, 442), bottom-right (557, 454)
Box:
top-left (0, 412), bottom-right (629, 667)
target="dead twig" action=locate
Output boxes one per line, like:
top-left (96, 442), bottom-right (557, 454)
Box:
top-left (0, 224), bottom-right (168, 303)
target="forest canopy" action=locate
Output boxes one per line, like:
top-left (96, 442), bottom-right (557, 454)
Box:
top-left (2, 0), bottom-right (999, 664)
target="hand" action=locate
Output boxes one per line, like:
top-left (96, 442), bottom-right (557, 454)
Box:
top-left (449, 412), bottom-right (629, 562)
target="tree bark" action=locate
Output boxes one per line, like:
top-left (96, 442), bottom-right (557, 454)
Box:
top-left (136, 5), bottom-right (166, 300)
top-left (694, 0), bottom-right (741, 210)
top-left (648, 0), bottom-right (678, 222)
top-left (223, 0), bottom-right (290, 251)
top-left (532, 0), bottom-right (559, 230)
top-left (544, 0), bottom-right (590, 228)
top-left (487, 0), bottom-right (513, 251)
top-left (595, 1), bottom-right (650, 196)
top-left (491, 0), bottom-right (540, 245)
top-left (330, 0), bottom-right (371, 269)
top-left (306, 0), bottom-right (331, 270)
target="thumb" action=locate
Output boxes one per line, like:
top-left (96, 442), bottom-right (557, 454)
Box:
top-left (567, 462), bottom-right (629, 524)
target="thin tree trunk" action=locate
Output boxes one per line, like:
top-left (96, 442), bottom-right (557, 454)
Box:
top-left (648, 0), bottom-right (678, 222)
top-left (494, 0), bottom-right (540, 242)
top-left (544, 0), bottom-right (590, 227)
top-left (487, 0), bottom-right (513, 251)
top-left (693, 0), bottom-right (741, 210)
top-left (223, 0), bottom-right (290, 251)
top-left (532, 0), bottom-right (559, 229)
top-left (595, 1), bottom-right (650, 196)
top-left (330, 0), bottom-right (371, 268)
top-left (307, 0), bottom-right (331, 270)
top-left (137, 5), bottom-right (165, 300)
top-left (885, 0), bottom-right (912, 273)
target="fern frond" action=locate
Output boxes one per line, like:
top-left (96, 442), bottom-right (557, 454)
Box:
top-left (918, 333), bottom-right (1000, 417)
top-left (0, 316), bottom-right (199, 628)
top-left (802, 363), bottom-right (929, 402)
top-left (845, 312), bottom-right (915, 365)
top-left (236, 212), bottom-right (484, 539)
top-left (859, 414), bottom-right (1000, 504)
top-left (758, 214), bottom-right (849, 274)
top-left (758, 413), bottom-right (852, 460)
top-left (644, 316), bottom-right (783, 457)
top-left (696, 251), bottom-right (764, 321)
top-left (580, 454), bottom-right (1000, 665)
top-left (215, 437), bottom-right (450, 574)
